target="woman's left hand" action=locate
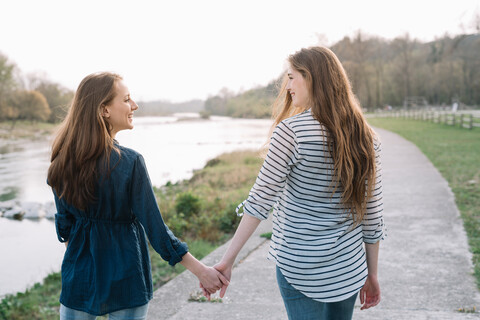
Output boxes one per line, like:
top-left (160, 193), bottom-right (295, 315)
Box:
top-left (198, 266), bottom-right (229, 298)
top-left (359, 274), bottom-right (381, 310)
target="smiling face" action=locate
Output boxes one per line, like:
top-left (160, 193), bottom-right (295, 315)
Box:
top-left (286, 67), bottom-right (310, 108)
top-left (102, 80), bottom-right (138, 138)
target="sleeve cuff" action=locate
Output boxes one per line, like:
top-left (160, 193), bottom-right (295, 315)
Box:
top-left (167, 242), bottom-right (189, 266)
top-left (363, 218), bottom-right (387, 243)
top-left (238, 200), bottom-right (268, 221)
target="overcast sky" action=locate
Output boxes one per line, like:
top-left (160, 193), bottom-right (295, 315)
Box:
top-left (1, 0), bottom-right (479, 102)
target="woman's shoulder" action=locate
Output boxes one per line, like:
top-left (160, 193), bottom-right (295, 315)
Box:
top-left (114, 144), bottom-right (144, 164)
top-left (284, 109), bottom-right (312, 123)
top-left (278, 109), bottom-right (311, 127)
top-left (117, 144), bottom-right (139, 156)
top-left (280, 109), bottom-right (325, 132)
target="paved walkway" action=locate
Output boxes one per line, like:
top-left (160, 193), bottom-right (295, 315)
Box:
top-left (149, 128), bottom-right (480, 319)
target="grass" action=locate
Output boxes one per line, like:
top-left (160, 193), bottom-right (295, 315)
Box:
top-left (188, 291), bottom-right (223, 303)
top-left (367, 117), bottom-right (480, 289)
top-left (260, 232), bottom-right (272, 239)
top-left (0, 273), bottom-right (62, 320)
top-left (458, 306), bottom-right (477, 313)
top-left (154, 151), bottom-right (263, 243)
top-left (0, 150), bottom-right (264, 320)
top-left (0, 120), bottom-right (58, 140)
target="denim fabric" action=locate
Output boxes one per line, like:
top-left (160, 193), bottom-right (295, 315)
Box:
top-left (60, 303), bottom-right (149, 320)
top-left (52, 144), bottom-right (188, 315)
top-left (276, 266), bottom-right (358, 320)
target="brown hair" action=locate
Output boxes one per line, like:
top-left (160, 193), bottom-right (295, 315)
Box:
top-left (272, 46), bottom-right (376, 225)
top-left (47, 72), bottom-right (122, 210)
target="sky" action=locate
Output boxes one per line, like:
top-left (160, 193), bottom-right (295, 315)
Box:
top-left (1, 0), bottom-right (479, 103)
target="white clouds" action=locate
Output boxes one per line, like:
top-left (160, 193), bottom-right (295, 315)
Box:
top-left (1, 0), bottom-right (478, 102)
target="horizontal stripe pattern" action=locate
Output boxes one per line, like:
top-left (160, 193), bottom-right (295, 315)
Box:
top-left (243, 110), bottom-right (385, 302)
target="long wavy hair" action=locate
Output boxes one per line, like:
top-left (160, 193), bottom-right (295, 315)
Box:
top-left (271, 46), bottom-right (376, 225)
top-left (47, 72), bottom-right (122, 210)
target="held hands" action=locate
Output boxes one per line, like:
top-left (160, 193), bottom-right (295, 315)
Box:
top-left (180, 252), bottom-right (229, 300)
top-left (213, 260), bottom-right (232, 297)
top-left (197, 265), bottom-right (229, 300)
top-left (198, 214), bottom-right (260, 299)
top-left (359, 274), bottom-right (381, 310)
top-left (199, 260), bottom-right (232, 299)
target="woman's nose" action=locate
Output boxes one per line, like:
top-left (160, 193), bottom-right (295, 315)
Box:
top-left (132, 101), bottom-right (139, 110)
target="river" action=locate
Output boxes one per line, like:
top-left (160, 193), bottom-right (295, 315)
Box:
top-left (0, 113), bottom-right (272, 297)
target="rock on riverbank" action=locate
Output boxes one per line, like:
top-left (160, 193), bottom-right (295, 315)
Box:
top-left (0, 200), bottom-right (56, 220)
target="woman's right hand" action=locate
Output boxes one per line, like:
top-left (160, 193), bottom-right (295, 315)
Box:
top-left (213, 260), bottom-right (232, 297)
top-left (198, 266), bottom-right (229, 295)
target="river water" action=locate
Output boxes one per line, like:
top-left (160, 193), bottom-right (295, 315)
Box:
top-left (0, 114), bottom-right (272, 297)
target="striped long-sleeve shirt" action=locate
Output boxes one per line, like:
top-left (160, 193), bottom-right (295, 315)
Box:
top-left (241, 109), bottom-right (385, 302)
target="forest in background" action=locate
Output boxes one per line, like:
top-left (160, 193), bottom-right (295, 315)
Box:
top-left (134, 99), bottom-right (204, 116)
top-left (0, 64), bottom-right (74, 123)
top-left (0, 32), bottom-right (479, 123)
top-left (204, 32), bottom-right (480, 117)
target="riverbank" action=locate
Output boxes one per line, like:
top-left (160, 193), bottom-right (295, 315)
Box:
top-left (0, 149), bottom-right (263, 320)
top-left (0, 120), bottom-right (58, 142)
top-left (0, 121), bottom-right (59, 213)
top-left (0, 115), bottom-right (272, 301)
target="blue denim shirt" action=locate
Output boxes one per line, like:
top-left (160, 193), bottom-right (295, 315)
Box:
top-left (52, 144), bottom-right (188, 315)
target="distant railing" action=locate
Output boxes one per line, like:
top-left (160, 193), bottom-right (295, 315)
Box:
top-left (370, 110), bottom-right (480, 130)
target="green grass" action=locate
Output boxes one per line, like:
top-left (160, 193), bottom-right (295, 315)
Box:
top-left (0, 273), bottom-right (62, 320)
top-left (0, 150), bottom-right (264, 320)
top-left (154, 151), bottom-right (263, 242)
top-left (260, 232), bottom-right (272, 239)
top-left (367, 117), bottom-right (480, 288)
top-left (0, 120), bottom-right (58, 140)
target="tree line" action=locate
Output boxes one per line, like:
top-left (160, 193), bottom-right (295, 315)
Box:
top-left (0, 54), bottom-right (73, 124)
top-left (205, 32), bottom-right (480, 117)
top-left (1, 32), bottom-right (478, 123)
top-left (134, 99), bottom-right (204, 116)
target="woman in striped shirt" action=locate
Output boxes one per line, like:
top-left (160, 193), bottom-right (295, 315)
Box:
top-left (213, 47), bottom-right (385, 320)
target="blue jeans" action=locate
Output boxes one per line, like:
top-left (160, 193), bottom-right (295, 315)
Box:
top-left (60, 303), bottom-right (149, 320)
top-left (276, 266), bottom-right (357, 320)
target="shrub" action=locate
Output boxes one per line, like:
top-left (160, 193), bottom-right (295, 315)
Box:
top-left (205, 158), bottom-right (221, 167)
top-left (190, 212), bottom-right (222, 242)
top-left (217, 202), bottom-right (241, 233)
top-left (175, 192), bottom-right (201, 219)
top-left (165, 212), bottom-right (188, 238)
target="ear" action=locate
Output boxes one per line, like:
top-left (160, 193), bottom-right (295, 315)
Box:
top-left (101, 104), bottom-right (110, 118)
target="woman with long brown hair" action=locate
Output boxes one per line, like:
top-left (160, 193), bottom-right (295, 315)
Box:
top-left (48, 72), bottom-right (228, 319)
top-left (213, 47), bottom-right (385, 319)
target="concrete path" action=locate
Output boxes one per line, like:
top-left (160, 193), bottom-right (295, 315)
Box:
top-left (148, 128), bottom-right (480, 319)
